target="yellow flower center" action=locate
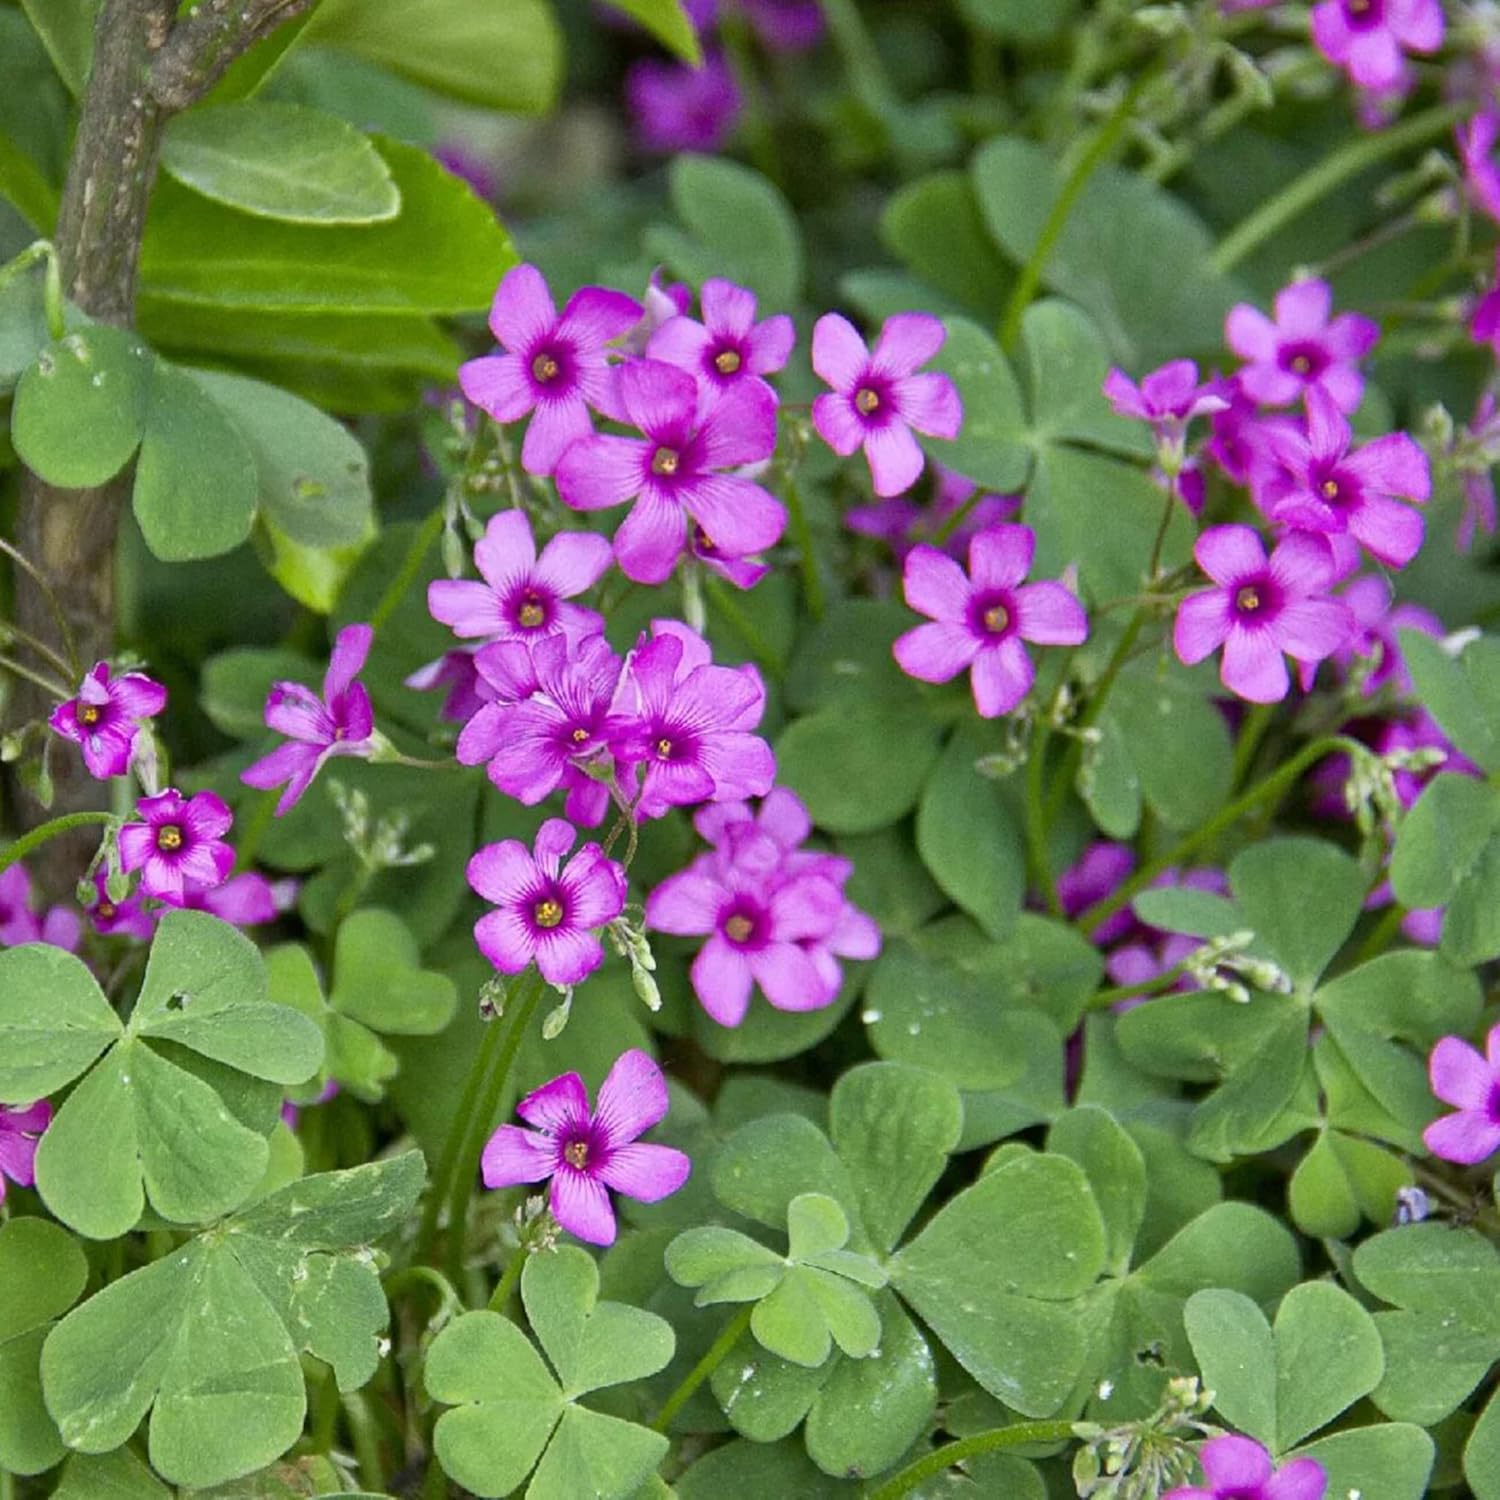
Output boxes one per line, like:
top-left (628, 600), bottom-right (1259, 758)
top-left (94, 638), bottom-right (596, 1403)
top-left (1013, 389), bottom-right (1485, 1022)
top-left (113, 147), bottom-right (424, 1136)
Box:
top-left (1236, 586), bottom-right (1262, 613)
top-left (571, 727), bottom-right (590, 743)
top-left (1320, 478), bottom-right (1340, 501)
top-left (1290, 354), bottom-right (1312, 374)
top-left (983, 603), bottom-right (1010, 634)
top-left (564, 1140), bottom-right (590, 1168)
top-left (656, 736), bottom-right (674, 758)
top-left (714, 349), bottom-right (742, 375)
top-left (652, 447), bottom-right (681, 477)
top-left (78, 703), bottom-right (102, 726)
top-left (157, 825), bottom-right (184, 852)
top-left (725, 914), bottom-right (754, 943)
top-left (855, 387), bottom-right (881, 415)
top-left (97, 901), bottom-right (116, 919)
top-left (534, 898), bottom-right (564, 929)
top-left (518, 596), bottom-right (546, 628)
top-left (532, 353), bottom-right (560, 383)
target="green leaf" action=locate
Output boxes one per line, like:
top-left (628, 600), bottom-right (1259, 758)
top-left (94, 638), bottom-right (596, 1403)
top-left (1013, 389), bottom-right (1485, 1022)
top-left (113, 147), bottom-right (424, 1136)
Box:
top-left (881, 174), bottom-right (1014, 321)
top-left (19, 0), bottom-right (96, 95)
top-left (1370, 1306), bottom-right (1497, 1426)
top-left (957, 0), bottom-right (1079, 40)
top-left (1468, 1386), bottom-right (1500, 1500)
top-left (919, 316), bottom-right (1031, 491)
top-left (0, 942), bottom-right (121, 1100)
top-left (709, 1334), bottom-right (831, 1441)
top-left (12, 326), bottom-right (153, 487)
top-left (1399, 628), bottom-right (1500, 775)
top-left (1295, 1423), bottom-right (1433, 1500)
top-left (141, 136), bottom-right (515, 315)
top-left (332, 908), bottom-right (459, 1035)
top-left (775, 700), bottom-right (943, 835)
top-left (51, 1449), bottom-right (171, 1500)
top-left (916, 725), bottom-right (1026, 941)
top-left (0, 130), bottom-right (59, 234)
top-left (1289, 1130), bottom-right (1407, 1240)
top-left (132, 362), bottom-right (259, 561)
top-left (711, 1114), bottom-right (858, 1235)
top-left (186, 367), bottom-right (372, 547)
top-left (1354, 1224), bottom-right (1500, 1331)
top-left (1047, 1107), bottom-right (1146, 1277)
top-left (41, 1155), bottom-right (423, 1489)
top-left (677, 1436), bottom-right (848, 1498)
top-left (1184, 1289), bottom-right (1276, 1448)
top-left (1135, 1202), bottom-right (1300, 1307)
top-left (161, 103), bottom-right (400, 224)
top-left (0, 260), bottom-right (54, 394)
top-left (529, 1406), bottom-right (671, 1500)
top-left (600, 0), bottom-right (702, 63)
top-left (1273, 1281), bottom-right (1384, 1451)
top-left (201, 646), bottom-right (321, 739)
top-left (306, 0), bottom-right (563, 112)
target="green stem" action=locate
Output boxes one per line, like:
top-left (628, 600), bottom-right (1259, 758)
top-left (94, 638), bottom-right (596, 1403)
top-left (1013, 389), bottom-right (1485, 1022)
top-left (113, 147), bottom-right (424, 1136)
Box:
top-left (0, 650), bottom-right (70, 700)
top-left (1352, 903), bottom-right (1405, 967)
top-left (1025, 718), bottom-right (1061, 918)
top-left (444, 970), bottom-right (545, 1287)
top-left (867, 1420), bottom-right (1079, 1500)
top-left (781, 476), bottom-right (825, 621)
top-left (1208, 102), bottom-right (1466, 275)
top-left (705, 576), bottom-right (788, 678)
top-left (369, 505), bottom-right (445, 636)
top-left (1079, 734), bottom-right (1364, 935)
top-left (999, 70), bottom-right (1153, 351)
top-left (383, 751), bottom-right (464, 772)
top-left (0, 811), bottom-right (116, 877)
top-left (1, 1466), bottom-right (14, 1500)
top-left (650, 1303), bottom-right (754, 1433)
top-left (0, 536), bottom-right (79, 672)
top-left (1146, 475), bottom-right (1178, 584)
top-left (1088, 950), bottom-right (1200, 1010)
top-left (342, 1393), bottom-right (386, 1494)
top-left (0, 619), bottom-right (77, 681)
top-left (232, 787), bottom-right (279, 873)
top-left (486, 1243), bottom-right (527, 1315)
top-left (1229, 702), bottom-right (1277, 791)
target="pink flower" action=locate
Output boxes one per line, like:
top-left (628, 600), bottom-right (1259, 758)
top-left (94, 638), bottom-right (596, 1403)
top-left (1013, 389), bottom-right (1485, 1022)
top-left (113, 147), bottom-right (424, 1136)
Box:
top-left (621, 270), bottom-right (694, 357)
top-left (427, 510), bottom-right (611, 646)
top-left (845, 464), bottom-right (1020, 562)
top-left (481, 1049), bottom-right (690, 1246)
top-left (85, 869), bottom-right (154, 941)
top-left (1326, 573), bottom-right (1442, 694)
top-left (1102, 360), bottom-right (1229, 442)
top-left (48, 661), bottom-right (166, 780)
top-left (459, 264), bottom-right (642, 476)
top-left (118, 788), bottom-right (235, 904)
top-left (648, 277), bottom-right (794, 399)
top-left (1057, 842), bottom-right (1138, 947)
top-left (892, 524), bottom-right (1089, 718)
top-left (1457, 392), bottom-right (1500, 551)
top-left (1472, 255), bottom-right (1500, 357)
top-left (1173, 527), bottom-right (1354, 704)
top-left (468, 818), bottom-right (626, 987)
top-left (1226, 278), bottom-right (1379, 414)
top-left (177, 871), bottom-right (280, 927)
top-left (812, 312), bottom-right (962, 497)
top-left (626, 49), bottom-right (743, 154)
top-left (556, 359), bottom-right (783, 585)
top-left (1425, 1023), bottom-right (1500, 1163)
top-left (1166, 1434), bottom-right (1325, 1500)
top-left (242, 624), bottom-right (379, 815)
top-left (742, 0), bottom-right (824, 48)
top-left (612, 621), bottom-right (775, 820)
top-left (1459, 113), bottom-right (1500, 223)
top-left (1259, 391), bottom-right (1430, 569)
top-left (0, 1102), bottom-right (51, 1204)
top-left (404, 648), bottom-right (489, 725)
top-left (0, 864), bottom-right (81, 951)
top-left (1310, 0), bottom-right (1442, 90)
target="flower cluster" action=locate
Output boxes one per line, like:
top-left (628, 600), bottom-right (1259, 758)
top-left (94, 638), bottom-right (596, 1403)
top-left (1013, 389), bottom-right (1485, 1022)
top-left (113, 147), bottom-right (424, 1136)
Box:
top-left (646, 788), bottom-right (879, 1026)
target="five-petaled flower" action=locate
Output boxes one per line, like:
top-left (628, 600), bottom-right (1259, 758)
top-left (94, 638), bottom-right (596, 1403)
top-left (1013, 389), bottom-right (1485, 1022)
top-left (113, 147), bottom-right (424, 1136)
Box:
top-left (468, 818), bottom-right (627, 987)
top-left (892, 523), bottom-right (1088, 717)
top-left (1424, 1022), bottom-right (1500, 1164)
top-left (811, 312), bottom-right (963, 497)
top-left (427, 508), bottom-right (612, 646)
top-left (1173, 526), bottom-right (1354, 704)
top-left (1310, 0), bottom-right (1442, 91)
top-left (119, 788), bottom-right (236, 904)
top-left (0, 1102), bottom-right (51, 1204)
top-left (459, 263), bottom-right (642, 476)
top-left (1102, 359), bottom-right (1228, 451)
top-left (1226, 278), bottom-right (1378, 414)
top-left (648, 276), bottom-right (795, 398)
top-left (481, 1048), bottom-right (691, 1245)
top-left (48, 661), bottom-right (167, 780)
top-left (242, 623), bottom-right (380, 815)
top-left (1165, 1434), bottom-right (1326, 1500)
top-left (556, 358), bottom-right (784, 585)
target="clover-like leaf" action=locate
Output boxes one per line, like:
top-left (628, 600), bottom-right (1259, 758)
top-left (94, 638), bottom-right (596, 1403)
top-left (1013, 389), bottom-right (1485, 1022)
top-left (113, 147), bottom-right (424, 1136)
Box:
top-left (0, 910), bottom-right (323, 1238)
top-left (268, 907), bottom-right (455, 1103)
top-left (40, 1153), bottom-right (423, 1489)
top-left (428, 1247), bottom-right (672, 1500)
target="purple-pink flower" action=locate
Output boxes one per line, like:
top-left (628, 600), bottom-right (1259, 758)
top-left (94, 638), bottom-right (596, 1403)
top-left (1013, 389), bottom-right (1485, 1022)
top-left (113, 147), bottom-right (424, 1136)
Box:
top-left (626, 49), bottom-right (743, 155)
top-left (48, 661), bottom-right (166, 780)
top-left (0, 1102), bottom-right (50, 1204)
top-left (177, 870), bottom-right (281, 928)
top-left (427, 509), bottom-right (611, 646)
top-left (1459, 113), bottom-right (1500, 223)
top-left (892, 524), bottom-right (1089, 718)
top-left (1424, 1023), bottom-right (1500, 1164)
top-left (812, 312), bottom-right (963, 497)
top-left (1326, 572), bottom-right (1442, 694)
top-left (459, 264), bottom-right (642, 476)
top-left (845, 463), bottom-right (1020, 562)
top-left (1102, 360), bottom-right (1228, 446)
top-left (0, 864), bottom-right (81, 951)
top-left (242, 624), bottom-right (379, 815)
top-left (405, 648), bottom-right (488, 725)
top-left (468, 818), bottom-right (626, 987)
top-left (1174, 527), bottom-right (1354, 704)
top-left (556, 359), bottom-right (783, 585)
top-left (1472, 254), bottom-right (1500, 359)
top-left (648, 276), bottom-right (794, 399)
top-left (1166, 1434), bottom-right (1325, 1500)
top-left (741, 0), bottom-right (824, 49)
top-left (1259, 391), bottom-right (1430, 569)
top-left (85, 869), bottom-right (154, 941)
top-left (118, 788), bottom-right (235, 904)
top-left (481, 1049), bottom-right (690, 1246)
top-left (1310, 0), bottom-right (1442, 90)
top-left (1058, 842), bottom-right (1139, 947)
top-left (1226, 278), bottom-right (1378, 414)
top-left (612, 621), bottom-right (775, 820)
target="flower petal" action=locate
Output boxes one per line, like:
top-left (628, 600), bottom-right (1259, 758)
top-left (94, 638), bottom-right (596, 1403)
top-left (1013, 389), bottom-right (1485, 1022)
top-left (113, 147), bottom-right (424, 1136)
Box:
top-left (597, 1142), bottom-right (692, 1202)
top-left (556, 435), bottom-right (648, 512)
top-left (474, 909), bottom-right (534, 973)
top-left (467, 840), bottom-right (538, 904)
top-left (612, 487), bottom-right (687, 585)
top-left (474, 509), bottom-right (537, 587)
top-left (902, 544), bottom-right (972, 621)
top-left (1221, 627), bottom-right (1290, 703)
top-left (1200, 1435), bottom-right (1274, 1491)
top-left (1344, 432), bottom-right (1431, 501)
top-left (682, 474), bottom-right (786, 558)
top-left (695, 380), bottom-right (778, 469)
top-left (893, 371), bottom-right (962, 439)
top-left (550, 1168), bottom-right (617, 1245)
top-left (864, 420), bottom-right (926, 497)
top-left (522, 392), bottom-right (594, 476)
top-left (534, 529), bottom-right (614, 598)
top-left (481, 1124), bottom-right (554, 1187)
top-left (970, 636), bottom-right (1034, 717)
top-left (893, 622), bottom-right (977, 684)
top-left (1425, 1111), bottom-right (1500, 1165)
top-left (536, 926), bottom-right (606, 986)
top-left (1264, 1458), bottom-right (1330, 1500)
top-left (812, 393), bottom-right (864, 456)
top-left (872, 311), bottom-right (945, 378)
top-left (1195, 524), bottom-right (1267, 585)
top-left (811, 312), bottom-right (870, 392)
top-left (517, 1071), bottom-right (591, 1135)
top-left (748, 941), bottom-right (836, 1011)
top-left (490, 263), bottom-right (557, 352)
top-left (647, 869), bottom-right (726, 934)
top-left (1014, 581), bottom-right (1088, 645)
top-left (594, 1048), bottom-right (671, 1146)
top-left (460, 353), bottom-right (534, 422)
top-left (557, 285), bottom-right (644, 349)
top-left (1274, 278), bottom-right (1332, 336)
top-left (617, 357), bottom-right (699, 438)
top-left (427, 580), bottom-right (508, 638)
top-left (1429, 1036), bottom-right (1494, 1109)
top-left (968, 524), bottom-right (1034, 591)
top-left (692, 936), bottom-right (755, 1026)
top-left (1274, 598), bottom-right (1354, 662)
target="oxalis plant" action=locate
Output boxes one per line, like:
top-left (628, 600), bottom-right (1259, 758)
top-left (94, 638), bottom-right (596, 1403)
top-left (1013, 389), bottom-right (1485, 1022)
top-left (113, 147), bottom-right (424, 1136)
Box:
top-left (8, 1), bottom-right (1500, 1498)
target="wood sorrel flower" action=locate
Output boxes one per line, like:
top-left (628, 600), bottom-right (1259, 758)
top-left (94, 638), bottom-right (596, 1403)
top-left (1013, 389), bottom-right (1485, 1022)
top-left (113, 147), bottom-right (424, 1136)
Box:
top-left (85, 868), bottom-right (154, 941)
top-left (48, 661), bottom-right (166, 779)
top-left (892, 523), bottom-right (1088, 718)
top-left (468, 818), bottom-right (626, 987)
top-left (1459, 112), bottom-right (1500, 224)
top-left (118, 788), bottom-right (235, 904)
top-left (241, 623), bottom-right (379, 815)
top-left (647, 276), bottom-right (794, 398)
top-left (1424, 1022), bottom-right (1500, 1164)
top-left (1173, 526), bottom-right (1354, 704)
top-left (0, 864), bottom-right (80, 951)
top-left (1165, 1434), bottom-right (1326, 1500)
top-left (0, 1102), bottom-right (51, 1204)
top-left (811, 311), bottom-right (962, 497)
top-left (1259, 390), bottom-right (1430, 569)
top-left (481, 1049), bottom-right (690, 1246)
top-left (459, 263), bottom-right (642, 476)
top-left (427, 509), bottom-right (612, 646)
top-left (1102, 359), bottom-right (1229, 448)
top-left (1310, 0), bottom-right (1442, 90)
top-left (1226, 278), bottom-right (1378, 414)
top-left (845, 462), bottom-right (1020, 561)
top-left (555, 358), bottom-right (783, 585)
top-left (625, 49), bottom-right (743, 154)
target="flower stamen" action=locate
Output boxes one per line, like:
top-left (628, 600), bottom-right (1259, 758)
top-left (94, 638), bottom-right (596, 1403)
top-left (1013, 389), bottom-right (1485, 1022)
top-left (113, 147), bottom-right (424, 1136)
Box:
top-left (651, 447), bottom-right (681, 477)
top-left (714, 349), bottom-right (742, 375)
top-left (534, 898), bottom-right (564, 929)
top-left (855, 387), bottom-right (881, 415)
top-left (157, 824), bottom-right (184, 851)
top-left (532, 352), bottom-right (560, 383)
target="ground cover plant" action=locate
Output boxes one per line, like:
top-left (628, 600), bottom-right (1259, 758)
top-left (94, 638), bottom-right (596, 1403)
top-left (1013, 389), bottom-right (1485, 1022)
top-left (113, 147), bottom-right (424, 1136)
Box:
top-left (6, 0), bottom-right (1500, 1495)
